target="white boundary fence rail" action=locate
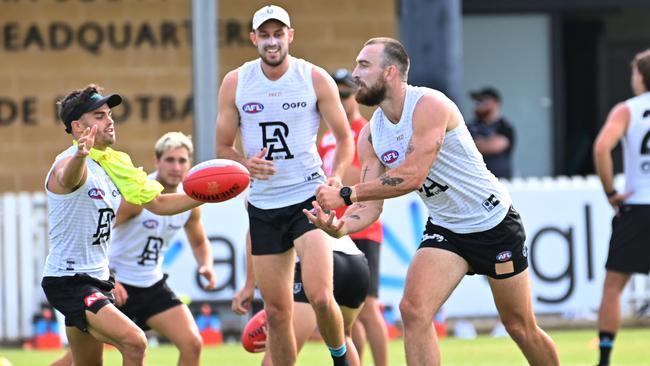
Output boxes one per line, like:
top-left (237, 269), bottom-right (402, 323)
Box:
top-left (0, 192), bottom-right (48, 343)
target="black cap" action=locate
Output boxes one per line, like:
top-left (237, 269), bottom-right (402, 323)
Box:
top-left (63, 93), bottom-right (122, 133)
top-left (470, 86), bottom-right (501, 102)
top-left (331, 68), bottom-right (357, 89)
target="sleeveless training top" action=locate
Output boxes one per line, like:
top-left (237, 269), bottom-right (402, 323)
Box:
top-left (370, 85), bottom-right (511, 233)
top-left (623, 92), bottom-right (650, 203)
top-left (43, 145), bottom-right (122, 280)
top-left (236, 56), bottom-right (325, 209)
top-left (108, 202), bottom-right (191, 287)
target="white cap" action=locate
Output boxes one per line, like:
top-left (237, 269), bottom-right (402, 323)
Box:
top-left (252, 5), bottom-right (291, 30)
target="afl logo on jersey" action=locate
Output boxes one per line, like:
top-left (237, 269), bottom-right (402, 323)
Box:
top-left (381, 150), bottom-right (399, 164)
top-left (242, 102), bottom-right (264, 114)
top-left (88, 188), bottom-right (105, 199)
top-left (496, 251), bottom-right (512, 262)
top-left (143, 219), bottom-right (159, 229)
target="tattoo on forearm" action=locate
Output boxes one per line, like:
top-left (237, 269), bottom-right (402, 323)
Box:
top-left (347, 214), bottom-right (361, 220)
top-left (368, 132), bottom-right (372, 144)
top-left (362, 166), bottom-right (370, 182)
top-left (354, 203), bottom-right (367, 208)
top-left (380, 174), bottom-right (404, 186)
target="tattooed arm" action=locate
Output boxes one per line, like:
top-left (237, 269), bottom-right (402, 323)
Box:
top-left (351, 93), bottom-right (453, 202)
top-left (306, 124), bottom-right (385, 237)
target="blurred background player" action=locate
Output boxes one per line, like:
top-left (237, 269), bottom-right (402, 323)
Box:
top-left (467, 87), bottom-right (515, 179)
top-left (215, 5), bottom-right (354, 366)
top-left (232, 233), bottom-right (369, 366)
top-left (593, 48), bottom-right (650, 366)
top-left (50, 132), bottom-right (217, 366)
top-left (317, 68), bottom-right (389, 366)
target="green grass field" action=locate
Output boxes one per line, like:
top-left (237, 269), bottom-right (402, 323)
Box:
top-left (1, 328), bottom-right (649, 366)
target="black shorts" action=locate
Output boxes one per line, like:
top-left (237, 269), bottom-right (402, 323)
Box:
top-left (293, 252), bottom-right (369, 308)
top-left (353, 239), bottom-right (381, 298)
top-left (119, 274), bottom-right (183, 331)
top-left (41, 274), bottom-right (115, 332)
top-left (606, 205), bottom-right (650, 274)
top-left (248, 197), bottom-right (317, 255)
top-left (419, 206), bottom-right (528, 279)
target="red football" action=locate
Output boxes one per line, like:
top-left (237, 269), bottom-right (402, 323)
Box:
top-left (241, 309), bottom-right (267, 353)
top-left (183, 159), bottom-right (250, 203)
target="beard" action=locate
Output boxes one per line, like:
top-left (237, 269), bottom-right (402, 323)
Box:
top-left (355, 77), bottom-right (387, 106)
top-left (259, 46), bottom-right (287, 67)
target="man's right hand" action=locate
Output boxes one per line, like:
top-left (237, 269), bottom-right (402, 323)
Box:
top-left (113, 281), bottom-right (128, 307)
top-left (231, 285), bottom-right (255, 315)
top-left (302, 201), bottom-right (346, 238)
top-left (245, 147), bottom-right (276, 180)
top-left (76, 125), bottom-right (97, 157)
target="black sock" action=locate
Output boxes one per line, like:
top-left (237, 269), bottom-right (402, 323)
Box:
top-left (332, 353), bottom-right (348, 366)
top-left (597, 331), bottom-right (615, 366)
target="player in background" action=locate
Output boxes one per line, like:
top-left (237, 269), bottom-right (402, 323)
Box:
top-left (50, 132), bottom-right (216, 366)
top-left (232, 233), bottom-right (369, 366)
top-left (593, 48), bottom-right (650, 366)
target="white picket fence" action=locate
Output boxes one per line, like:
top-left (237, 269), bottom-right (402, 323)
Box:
top-left (0, 192), bottom-right (49, 343)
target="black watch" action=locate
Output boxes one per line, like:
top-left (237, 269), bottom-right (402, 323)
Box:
top-left (339, 186), bottom-right (353, 206)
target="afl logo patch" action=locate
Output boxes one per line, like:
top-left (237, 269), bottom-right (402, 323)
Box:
top-left (88, 188), bottom-right (105, 199)
top-left (381, 150), bottom-right (399, 164)
top-left (293, 283), bottom-right (303, 294)
top-left (496, 251), bottom-right (512, 262)
top-left (143, 219), bottom-right (159, 229)
top-left (242, 102), bottom-right (264, 114)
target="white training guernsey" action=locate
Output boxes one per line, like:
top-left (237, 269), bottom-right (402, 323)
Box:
top-left (43, 145), bottom-right (122, 280)
top-left (296, 235), bottom-right (363, 265)
top-left (623, 92), bottom-right (650, 204)
top-left (236, 56), bottom-right (325, 209)
top-left (108, 204), bottom-right (191, 287)
top-left (331, 235), bottom-right (364, 256)
top-left (370, 85), bottom-right (511, 233)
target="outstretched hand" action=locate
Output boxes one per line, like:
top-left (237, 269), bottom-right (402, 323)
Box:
top-left (76, 125), bottom-right (97, 157)
top-left (302, 201), bottom-right (346, 238)
top-left (246, 148), bottom-right (276, 180)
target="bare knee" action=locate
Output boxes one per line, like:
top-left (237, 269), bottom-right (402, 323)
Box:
top-left (501, 317), bottom-right (534, 344)
top-left (399, 297), bottom-right (430, 328)
top-left (265, 303), bottom-right (292, 328)
top-left (359, 301), bottom-right (382, 322)
top-left (119, 328), bottom-right (147, 361)
top-left (307, 289), bottom-right (334, 313)
top-left (178, 332), bottom-right (203, 358)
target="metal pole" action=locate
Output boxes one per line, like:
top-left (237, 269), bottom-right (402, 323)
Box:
top-left (191, 0), bottom-right (219, 162)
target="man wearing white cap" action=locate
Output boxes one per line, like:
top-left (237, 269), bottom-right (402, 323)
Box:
top-left (216, 4), bottom-right (355, 366)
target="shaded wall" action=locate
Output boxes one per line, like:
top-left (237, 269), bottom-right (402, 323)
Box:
top-left (0, 0), bottom-right (396, 192)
